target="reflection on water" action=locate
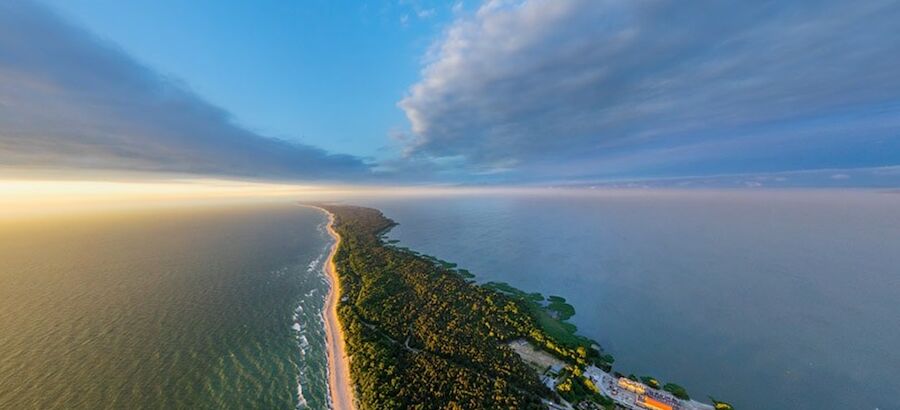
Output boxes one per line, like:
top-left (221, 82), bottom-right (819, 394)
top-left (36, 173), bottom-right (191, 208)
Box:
top-left (0, 203), bottom-right (330, 409)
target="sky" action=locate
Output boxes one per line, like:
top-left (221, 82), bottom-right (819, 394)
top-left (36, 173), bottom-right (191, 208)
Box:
top-left (1, 0), bottom-right (899, 188)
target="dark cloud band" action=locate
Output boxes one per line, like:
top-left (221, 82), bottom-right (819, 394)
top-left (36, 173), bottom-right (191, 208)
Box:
top-left (399, 0), bottom-right (900, 181)
top-left (0, 1), bottom-right (371, 181)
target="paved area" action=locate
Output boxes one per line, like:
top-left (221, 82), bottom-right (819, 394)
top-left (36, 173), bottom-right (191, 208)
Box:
top-left (585, 366), bottom-right (714, 410)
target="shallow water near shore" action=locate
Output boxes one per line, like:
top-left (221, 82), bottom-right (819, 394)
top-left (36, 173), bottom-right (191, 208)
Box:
top-left (3, 192), bottom-right (898, 409)
top-left (0, 203), bottom-right (331, 409)
top-left (361, 190), bottom-right (900, 410)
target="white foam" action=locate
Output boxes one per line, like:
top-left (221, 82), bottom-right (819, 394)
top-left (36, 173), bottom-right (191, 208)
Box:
top-left (293, 241), bottom-right (334, 408)
top-left (296, 379), bottom-right (308, 409)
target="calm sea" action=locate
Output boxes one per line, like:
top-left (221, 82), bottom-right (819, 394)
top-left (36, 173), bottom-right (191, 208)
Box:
top-left (0, 203), bottom-right (332, 409)
top-left (361, 190), bottom-right (900, 410)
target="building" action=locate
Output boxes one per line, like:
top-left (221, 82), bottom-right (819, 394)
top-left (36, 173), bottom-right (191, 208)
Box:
top-left (617, 378), bottom-right (646, 394)
top-left (638, 395), bottom-right (674, 410)
top-left (540, 374), bottom-right (556, 389)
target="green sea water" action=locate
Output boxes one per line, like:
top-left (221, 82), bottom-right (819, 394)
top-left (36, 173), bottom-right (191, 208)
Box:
top-left (0, 203), bottom-right (332, 409)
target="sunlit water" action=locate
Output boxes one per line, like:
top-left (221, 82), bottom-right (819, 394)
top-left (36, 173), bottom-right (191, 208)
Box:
top-left (0, 203), bottom-right (331, 409)
top-left (3, 192), bottom-right (897, 410)
top-left (361, 190), bottom-right (900, 410)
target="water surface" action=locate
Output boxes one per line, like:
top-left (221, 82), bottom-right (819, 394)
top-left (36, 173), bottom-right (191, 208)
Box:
top-left (0, 203), bottom-right (331, 409)
top-left (362, 190), bottom-right (900, 410)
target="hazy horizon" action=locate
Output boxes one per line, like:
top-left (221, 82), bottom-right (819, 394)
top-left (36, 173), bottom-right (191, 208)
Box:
top-left (1, 0), bottom-right (898, 188)
top-left (3, 176), bottom-right (897, 221)
top-left (2, 1), bottom-right (898, 409)
top-left (363, 191), bottom-right (900, 410)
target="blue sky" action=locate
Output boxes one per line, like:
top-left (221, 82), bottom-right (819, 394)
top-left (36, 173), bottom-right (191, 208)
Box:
top-left (42, 0), bottom-right (455, 159)
top-left (1, 0), bottom-right (899, 187)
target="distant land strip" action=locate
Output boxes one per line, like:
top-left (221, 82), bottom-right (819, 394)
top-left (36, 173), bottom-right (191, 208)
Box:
top-left (313, 204), bottom-right (732, 410)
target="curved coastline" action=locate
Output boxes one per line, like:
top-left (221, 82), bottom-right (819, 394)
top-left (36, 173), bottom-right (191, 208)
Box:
top-left (306, 204), bottom-right (733, 410)
top-left (310, 206), bottom-right (356, 410)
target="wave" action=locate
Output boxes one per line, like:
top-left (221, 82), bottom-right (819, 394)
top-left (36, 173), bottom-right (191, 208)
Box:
top-left (293, 221), bottom-right (333, 409)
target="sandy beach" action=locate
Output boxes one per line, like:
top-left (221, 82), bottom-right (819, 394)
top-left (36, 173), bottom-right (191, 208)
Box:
top-left (320, 209), bottom-right (356, 410)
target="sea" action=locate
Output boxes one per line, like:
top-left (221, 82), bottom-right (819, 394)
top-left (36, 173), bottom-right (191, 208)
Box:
top-left (0, 203), bottom-right (333, 409)
top-left (2, 191), bottom-right (898, 410)
top-left (361, 190), bottom-right (900, 410)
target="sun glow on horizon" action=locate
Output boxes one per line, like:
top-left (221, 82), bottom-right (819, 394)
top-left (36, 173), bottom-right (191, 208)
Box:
top-left (4, 176), bottom-right (870, 221)
top-left (0, 178), bottom-right (359, 219)
top-left (0, 177), bottom-right (553, 220)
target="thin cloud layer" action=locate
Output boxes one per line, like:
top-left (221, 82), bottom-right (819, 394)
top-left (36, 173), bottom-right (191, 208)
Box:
top-left (399, 0), bottom-right (900, 180)
top-left (0, 1), bottom-right (370, 181)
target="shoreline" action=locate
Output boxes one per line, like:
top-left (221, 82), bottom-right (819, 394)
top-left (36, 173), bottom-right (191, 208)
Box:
top-left (311, 206), bottom-right (356, 410)
top-left (314, 205), bottom-right (734, 410)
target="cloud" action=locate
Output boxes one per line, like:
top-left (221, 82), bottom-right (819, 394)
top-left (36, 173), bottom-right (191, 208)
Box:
top-left (0, 1), bottom-right (371, 181)
top-left (399, 0), bottom-right (900, 180)
top-left (551, 166), bottom-right (900, 189)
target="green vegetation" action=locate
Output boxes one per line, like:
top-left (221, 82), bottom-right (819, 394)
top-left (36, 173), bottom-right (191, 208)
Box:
top-left (663, 383), bottom-right (690, 400)
top-left (323, 205), bottom-right (565, 408)
top-left (546, 296), bottom-right (576, 321)
top-left (710, 397), bottom-right (735, 410)
top-left (640, 376), bottom-right (661, 389)
top-left (483, 281), bottom-right (545, 303)
top-left (320, 204), bottom-right (722, 409)
top-left (554, 366), bottom-right (613, 408)
top-left (388, 242), bottom-right (477, 281)
top-left (482, 282), bottom-right (610, 369)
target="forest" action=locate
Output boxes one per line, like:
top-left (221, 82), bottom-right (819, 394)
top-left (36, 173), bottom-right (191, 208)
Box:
top-left (320, 205), bottom-right (614, 409)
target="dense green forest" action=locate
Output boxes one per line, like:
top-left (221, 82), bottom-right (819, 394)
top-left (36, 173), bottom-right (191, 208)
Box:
top-left (320, 205), bottom-right (614, 409)
top-left (317, 204), bottom-right (735, 410)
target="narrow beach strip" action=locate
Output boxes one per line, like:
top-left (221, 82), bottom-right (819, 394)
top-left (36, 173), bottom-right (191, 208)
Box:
top-left (310, 206), bottom-right (356, 410)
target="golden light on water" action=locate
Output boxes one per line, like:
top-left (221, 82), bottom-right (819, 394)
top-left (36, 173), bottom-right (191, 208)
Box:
top-left (0, 176), bottom-right (732, 220)
top-left (0, 178), bottom-right (353, 219)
